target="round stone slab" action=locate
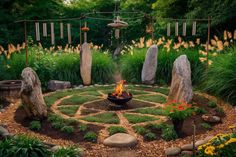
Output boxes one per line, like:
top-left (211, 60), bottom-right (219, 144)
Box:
top-left (103, 133), bottom-right (137, 147)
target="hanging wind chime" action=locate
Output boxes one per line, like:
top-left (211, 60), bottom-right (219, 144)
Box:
top-left (81, 22), bottom-right (89, 43)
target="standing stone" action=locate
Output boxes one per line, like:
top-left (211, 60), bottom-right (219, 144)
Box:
top-left (21, 67), bottom-right (47, 119)
top-left (80, 42), bottom-right (92, 85)
top-left (167, 55), bottom-right (193, 103)
top-left (141, 45), bottom-right (158, 84)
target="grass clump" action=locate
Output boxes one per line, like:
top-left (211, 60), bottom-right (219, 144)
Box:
top-left (52, 146), bottom-right (81, 157)
top-left (84, 131), bottom-right (97, 143)
top-left (132, 107), bottom-right (166, 116)
top-left (208, 101), bottom-right (217, 108)
top-left (123, 113), bottom-right (159, 124)
top-left (29, 121), bottom-right (41, 131)
top-left (133, 125), bottom-right (149, 135)
top-left (144, 132), bottom-right (157, 141)
top-left (59, 95), bottom-right (98, 106)
top-left (58, 106), bottom-right (79, 116)
top-left (78, 124), bottom-right (88, 132)
top-left (108, 126), bottom-right (126, 135)
top-left (135, 95), bottom-right (166, 103)
top-left (161, 124), bottom-right (178, 141)
top-left (81, 112), bottom-right (119, 124)
top-left (60, 126), bottom-right (74, 134)
top-left (154, 88), bottom-right (170, 95)
top-left (52, 122), bottom-right (65, 130)
top-left (201, 122), bottom-right (212, 129)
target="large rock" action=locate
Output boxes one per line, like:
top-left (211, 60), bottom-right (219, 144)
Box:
top-left (165, 147), bottom-right (181, 156)
top-left (21, 67), bottom-right (47, 119)
top-left (103, 133), bottom-right (137, 147)
top-left (141, 45), bottom-right (158, 85)
top-left (0, 126), bottom-right (10, 138)
top-left (202, 114), bottom-right (221, 123)
top-left (181, 143), bottom-right (195, 151)
top-left (47, 80), bottom-right (71, 91)
top-left (167, 55), bottom-right (193, 103)
top-left (80, 42), bottom-right (92, 86)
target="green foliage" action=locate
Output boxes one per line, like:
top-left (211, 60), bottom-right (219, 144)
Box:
top-left (201, 122), bottom-right (212, 129)
top-left (81, 112), bottom-right (120, 124)
top-left (59, 95), bottom-right (98, 106)
top-left (194, 107), bottom-right (207, 114)
top-left (65, 118), bottom-right (78, 125)
top-left (78, 124), bottom-right (88, 132)
top-left (133, 125), bottom-right (148, 135)
top-left (0, 135), bottom-right (50, 157)
top-left (132, 107), bottom-right (166, 116)
top-left (208, 101), bottom-right (217, 108)
top-left (58, 106), bottom-right (79, 116)
top-left (48, 114), bottom-right (64, 123)
top-left (160, 124), bottom-right (178, 141)
top-left (135, 95), bottom-right (166, 103)
top-left (83, 131), bottom-right (97, 143)
top-left (52, 122), bottom-right (65, 130)
top-left (92, 52), bottom-right (115, 84)
top-left (123, 113), bottom-right (159, 124)
top-left (108, 126), bottom-right (126, 135)
top-left (144, 132), bottom-right (157, 141)
top-left (29, 121), bottom-right (41, 131)
top-left (203, 51), bottom-right (236, 106)
top-left (60, 126), bottom-right (74, 134)
top-left (52, 146), bottom-right (81, 157)
top-left (215, 107), bottom-right (224, 114)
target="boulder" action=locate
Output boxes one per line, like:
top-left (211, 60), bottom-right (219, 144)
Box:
top-left (47, 80), bottom-right (71, 91)
top-left (181, 150), bottom-right (193, 156)
top-left (0, 126), bottom-right (10, 138)
top-left (21, 67), bottom-right (47, 119)
top-left (167, 55), bottom-right (193, 103)
top-left (103, 133), bottom-right (137, 147)
top-left (80, 42), bottom-right (92, 86)
top-left (141, 45), bottom-right (158, 85)
top-left (202, 114), bottom-right (221, 123)
top-left (195, 139), bottom-right (208, 147)
top-left (181, 143), bottom-right (195, 151)
top-left (165, 147), bottom-right (181, 156)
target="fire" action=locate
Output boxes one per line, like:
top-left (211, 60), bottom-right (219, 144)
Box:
top-left (112, 80), bottom-right (126, 98)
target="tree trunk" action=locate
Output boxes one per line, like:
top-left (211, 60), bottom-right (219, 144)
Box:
top-left (20, 67), bottom-right (47, 119)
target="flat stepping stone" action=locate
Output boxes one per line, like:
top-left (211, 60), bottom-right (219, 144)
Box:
top-left (103, 133), bottom-right (137, 147)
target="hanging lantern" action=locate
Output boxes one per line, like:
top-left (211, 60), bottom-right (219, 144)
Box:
top-left (107, 16), bottom-right (128, 39)
top-left (81, 26), bottom-right (90, 32)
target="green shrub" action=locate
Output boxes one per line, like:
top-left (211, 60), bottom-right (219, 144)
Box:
top-left (133, 125), bottom-right (148, 135)
top-left (52, 146), bottom-right (81, 157)
top-left (144, 132), bottom-right (157, 141)
top-left (78, 124), bottom-right (88, 132)
top-left (52, 122), bottom-right (65, 130)
top-left (161, 124), bottom-right (178, 141)
top-left (194, 107), bottom-right (207, 114)
top-left (65, 118), bottom-right (78, 125)
top-left (83, 131), bottom-right (97, 143)
top-left (208, 101), bottom-right (217, 108)
top-left (48, 114), bottom-right (64, 123)
top-left (201, 122), bottom-right (212, 129)
top-left (29, 121), bottom-right (41, 131)
top-left (60, 126), bottom-right (74, 134)
top-left (0, 135), bottom-right (50, 157)
top-left (215, 107), bottom-right (224, 114)
top-left (108, 126), bottom-right (126, 135)
top-left (203, 51), bottom-right (236, 106)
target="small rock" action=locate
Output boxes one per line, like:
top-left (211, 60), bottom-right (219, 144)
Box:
top-left (165, 147), bottom-right (181, 156)
top-left (0, 123), bottom-right (7, 128)
top-left (204, 135), bottom-right (214, 142)
top-left (48, 80), bottom-right (71, 91)
top-left (181, 144), bottom-right (195, 151)
top-left (103, 133), bottom-right (137, 147)
top-left (50, 145), bottom-right (62, 152)
top-left (195, 139), bottom-right (208, 147)
top-left (0, 109), bottom-right (5, 113)
top-left (181, 150), bottom-right (193, 156)
top-left (0, 126), bottom-right (9, 137)
top-left (202, 114), bottom-right (221, 123)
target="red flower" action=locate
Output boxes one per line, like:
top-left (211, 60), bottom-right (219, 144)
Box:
top-left (178, 105), bottom-right (185, 111)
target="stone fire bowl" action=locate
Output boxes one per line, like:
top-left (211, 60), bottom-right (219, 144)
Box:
top-left (0, 80), bottom-right (22, 103)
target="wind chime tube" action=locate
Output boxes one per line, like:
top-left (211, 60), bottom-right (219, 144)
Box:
top-left (192, 21), bottom-right (197, 36)
top-left (84, 22), bottom-right (87, 43)
top-left (167, 23), bottom-right (171, 36)
top-left (60, 22), bottom-right (64, 39)
top-left (183, 22), bottom-right (187, 36)
top-left (175, 22), bottom-right (179, 36)
top-left (50, 22), bottom-right (55, 45)
top-left (43, 23), bottom-right (47, 37)
top-left (115, 29), bottom-right (120, 39)
top-left (35, 22), bottom-right (40, 41)
top-left (67, 23), bottom-right (71, 44)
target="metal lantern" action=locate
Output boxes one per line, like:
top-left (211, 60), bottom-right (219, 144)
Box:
top-left (107, 16), bottom-right (128, 39)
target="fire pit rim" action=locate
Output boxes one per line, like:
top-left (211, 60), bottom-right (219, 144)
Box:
top-left (107, 92), bottom-right (133, 105)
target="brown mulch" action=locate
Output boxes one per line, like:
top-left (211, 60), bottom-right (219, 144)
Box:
top-left (0, 95), bottom-right (236, 157)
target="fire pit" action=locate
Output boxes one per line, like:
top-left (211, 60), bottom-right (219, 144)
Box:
top-left (107, 80), bottom-right (132, 107)
top-left (0, 80), bottom-right (22, 103)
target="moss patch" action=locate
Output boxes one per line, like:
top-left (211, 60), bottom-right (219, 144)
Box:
top-left (58, 106), bottom-right (79, 116)
top-left (81, 112), bottom-right (119, 124)
top-left (123, 113), bottom-right (159, 124)
top-left (135, 95), bottom-right (166, 103)
top-left (131, 107), bottom-right (166, 116)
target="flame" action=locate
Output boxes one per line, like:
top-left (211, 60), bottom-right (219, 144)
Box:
top-left (112, 80), bottom-right (126, 97)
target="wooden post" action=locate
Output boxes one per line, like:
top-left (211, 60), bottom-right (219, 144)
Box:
top-left (206, 16), bottom-right (211, 68)
top-left (193, 120), bottom-right (196, 157)
top-left (24, 21), bottom-right (29, 67)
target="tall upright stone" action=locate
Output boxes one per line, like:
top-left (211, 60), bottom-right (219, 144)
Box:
top-left (141, 45), bottom-right (158, 84)
top-left (21, 67), bottom-right (47, 119)
top-left (167, 55), bottom-right (193, 103)
top-left (80, 42), bottom-right (92, 85)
